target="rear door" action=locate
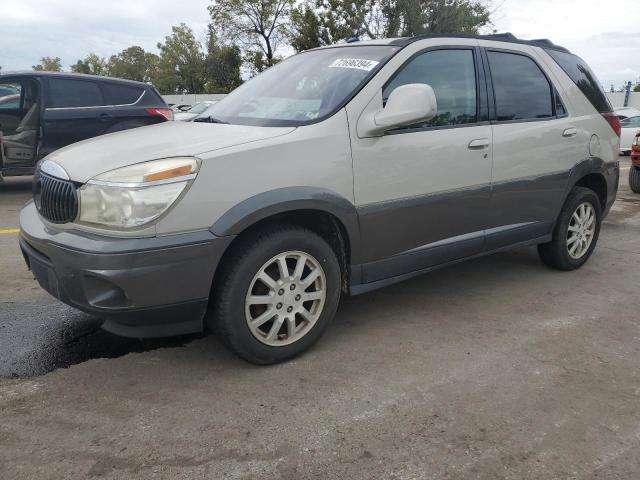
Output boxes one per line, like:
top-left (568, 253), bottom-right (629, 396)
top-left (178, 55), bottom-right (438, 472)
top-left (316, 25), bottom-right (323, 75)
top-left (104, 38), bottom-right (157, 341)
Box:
top-left (41, 77), bottom-right (108, 157)
top-left (100, 81), bottom-right (148, 130)
top-left (481, 44), bottom-right (584, 250)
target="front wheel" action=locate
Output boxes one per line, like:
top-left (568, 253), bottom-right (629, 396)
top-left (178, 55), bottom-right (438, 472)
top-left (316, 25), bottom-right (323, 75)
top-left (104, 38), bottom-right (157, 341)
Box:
top-left (208, 226), bottom-right (341, 364)
top-left (538, 187), bottom-right (602, 271)
top-left (630, 167), bottom-right (640, 193)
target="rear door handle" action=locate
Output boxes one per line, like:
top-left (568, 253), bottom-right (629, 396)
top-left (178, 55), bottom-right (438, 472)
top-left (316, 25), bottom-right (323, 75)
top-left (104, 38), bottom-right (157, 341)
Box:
top-left (468, 138), bottom-right (490, 150)
top-left (562, 127), bottom-right (578, 138)
top-left (99, 113), bottom-right (111, 122)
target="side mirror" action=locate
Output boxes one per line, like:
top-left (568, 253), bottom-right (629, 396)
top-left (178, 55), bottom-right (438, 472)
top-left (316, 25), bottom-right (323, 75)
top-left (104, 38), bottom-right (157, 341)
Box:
top-left (360, 83), bottom-right (438, 136)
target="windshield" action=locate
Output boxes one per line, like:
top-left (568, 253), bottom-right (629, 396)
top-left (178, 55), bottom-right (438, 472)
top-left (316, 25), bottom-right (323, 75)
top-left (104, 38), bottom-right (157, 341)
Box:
top-left (199, 45), bottom-right (399, 127)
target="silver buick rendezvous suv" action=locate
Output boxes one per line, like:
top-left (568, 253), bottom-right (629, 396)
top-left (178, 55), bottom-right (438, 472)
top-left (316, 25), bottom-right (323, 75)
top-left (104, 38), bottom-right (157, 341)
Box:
top-left (20, 34), bottom-right (620, 364)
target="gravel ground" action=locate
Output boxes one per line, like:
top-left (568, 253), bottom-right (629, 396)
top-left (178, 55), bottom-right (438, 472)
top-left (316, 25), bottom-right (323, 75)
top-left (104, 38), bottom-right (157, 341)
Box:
top-left (0, 159), bottom-right (639, 479)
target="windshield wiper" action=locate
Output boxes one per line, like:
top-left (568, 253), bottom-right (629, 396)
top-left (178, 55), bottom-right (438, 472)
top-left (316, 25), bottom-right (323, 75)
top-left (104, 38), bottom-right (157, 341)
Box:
top-left (193, 116), bottom-right (229, 124)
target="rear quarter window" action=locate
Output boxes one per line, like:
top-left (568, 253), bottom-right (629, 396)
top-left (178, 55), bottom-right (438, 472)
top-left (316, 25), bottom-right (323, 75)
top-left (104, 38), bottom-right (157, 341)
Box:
top-left (544, 49), bottom-right (611, 113)
top-left (47, 78), bottom-right (105, 108)
top-left (102, 83), bottom-right (144, 105)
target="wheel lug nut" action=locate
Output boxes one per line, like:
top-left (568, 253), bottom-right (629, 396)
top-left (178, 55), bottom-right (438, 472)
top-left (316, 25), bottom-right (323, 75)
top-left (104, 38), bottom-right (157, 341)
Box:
top-left (295, 294), bottom-right (301, 301)
top-left (290, 284), bottom-right (296, 291)
top-left (287, 306), bottom-right (293, 313)
top-left (276, 303), bottom-right (283, 309)
top-left (278, 289), bottom-right (284, 295)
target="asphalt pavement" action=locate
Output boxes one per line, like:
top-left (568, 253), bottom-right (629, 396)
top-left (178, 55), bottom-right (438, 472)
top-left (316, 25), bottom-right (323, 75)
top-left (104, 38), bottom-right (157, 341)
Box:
top-left (1, 160), bottom-right (639, 479)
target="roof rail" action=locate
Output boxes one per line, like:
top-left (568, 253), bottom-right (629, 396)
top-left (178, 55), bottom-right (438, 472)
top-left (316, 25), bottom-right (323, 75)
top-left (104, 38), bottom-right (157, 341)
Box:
top-left (390, 33), bottom-right (570, 53)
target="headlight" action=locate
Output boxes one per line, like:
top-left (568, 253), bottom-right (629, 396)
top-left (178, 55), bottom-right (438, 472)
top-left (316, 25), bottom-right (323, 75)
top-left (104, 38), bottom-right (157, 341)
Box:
top-left (78, 157), bottom-right (199, 229)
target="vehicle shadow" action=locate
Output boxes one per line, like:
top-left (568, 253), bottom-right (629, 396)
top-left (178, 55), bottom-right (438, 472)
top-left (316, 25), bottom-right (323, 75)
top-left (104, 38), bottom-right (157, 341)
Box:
top-left (1, 246), bottom-right (545, 378)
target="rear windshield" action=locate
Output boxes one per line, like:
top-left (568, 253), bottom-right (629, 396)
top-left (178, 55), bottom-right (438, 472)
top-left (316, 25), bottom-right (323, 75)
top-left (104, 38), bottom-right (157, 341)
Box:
top-left (544, 49), bottom-right (611, 113)
top-left (200, 45), bottom-right (399, 127)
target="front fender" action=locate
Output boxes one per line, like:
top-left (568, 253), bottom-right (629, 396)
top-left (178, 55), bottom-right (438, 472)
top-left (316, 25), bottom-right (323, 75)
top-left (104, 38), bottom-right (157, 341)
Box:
top-left (210, 186), bottom-right (362, 264)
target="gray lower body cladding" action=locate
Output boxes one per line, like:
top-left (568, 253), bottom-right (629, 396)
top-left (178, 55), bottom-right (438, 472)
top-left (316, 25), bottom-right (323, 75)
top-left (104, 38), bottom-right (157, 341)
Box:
top-left (19, 203), bottom-right (234, 337)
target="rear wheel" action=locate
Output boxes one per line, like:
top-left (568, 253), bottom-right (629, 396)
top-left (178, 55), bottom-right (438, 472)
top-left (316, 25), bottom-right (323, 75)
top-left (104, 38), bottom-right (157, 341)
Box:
top-left (538, 187), bottom-right (601, 270)
top-left (629, 166), bottom-right (640, 193)
top-left (209, 225), bottom-right (341, 364)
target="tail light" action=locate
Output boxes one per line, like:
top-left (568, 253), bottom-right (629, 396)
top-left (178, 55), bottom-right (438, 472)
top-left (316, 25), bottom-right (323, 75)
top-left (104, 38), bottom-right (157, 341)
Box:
top-left (146, 108), bottom-right (174, 122)
top-left (601, 112), bottom-right (621, 137)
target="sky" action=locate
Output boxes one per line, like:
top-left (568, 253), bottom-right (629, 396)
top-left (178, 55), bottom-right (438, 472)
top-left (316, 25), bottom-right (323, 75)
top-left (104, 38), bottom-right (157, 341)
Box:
top-left (1, 0), bottom-right (639, 89)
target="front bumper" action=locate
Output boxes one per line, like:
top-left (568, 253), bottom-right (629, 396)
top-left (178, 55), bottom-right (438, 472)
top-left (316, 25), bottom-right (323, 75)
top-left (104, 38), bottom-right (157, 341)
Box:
top-left (19, 202), bottom-right (234, 338)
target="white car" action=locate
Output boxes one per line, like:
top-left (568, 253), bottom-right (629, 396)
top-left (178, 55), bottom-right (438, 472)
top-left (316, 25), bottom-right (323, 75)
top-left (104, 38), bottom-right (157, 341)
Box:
top-left (620, 116), bottom-right (640, 155)
top-left (173, 101), bottom-right (217, 122)
top-left (614, 106), bottom-right (640, 120)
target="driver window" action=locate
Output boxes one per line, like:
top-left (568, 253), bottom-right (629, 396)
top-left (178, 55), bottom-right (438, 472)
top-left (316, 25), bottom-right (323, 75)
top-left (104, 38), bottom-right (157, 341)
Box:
top-left (382, 49), bottom-right (478, 130)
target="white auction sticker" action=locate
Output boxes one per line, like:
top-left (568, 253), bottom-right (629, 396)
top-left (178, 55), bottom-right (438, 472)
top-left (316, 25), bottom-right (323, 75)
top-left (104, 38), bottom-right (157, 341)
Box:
top-left (328, 58), bottom-right (380, 71)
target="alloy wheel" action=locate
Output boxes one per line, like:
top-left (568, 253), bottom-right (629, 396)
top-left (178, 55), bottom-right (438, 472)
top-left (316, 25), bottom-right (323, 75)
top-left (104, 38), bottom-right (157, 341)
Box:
top-left (566, 202), bottom-right (596, 259)
top-left (245, 251), bottom-right (326, 346)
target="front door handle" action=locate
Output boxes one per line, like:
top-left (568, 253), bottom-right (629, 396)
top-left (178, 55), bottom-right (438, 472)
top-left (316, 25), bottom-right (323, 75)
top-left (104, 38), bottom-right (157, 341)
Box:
top-left (99, 113), bottom-right (111, 122)
top-left (468, 138), bottom-right (490, 150)
top-left (562, 127), bottom-right (578, 138)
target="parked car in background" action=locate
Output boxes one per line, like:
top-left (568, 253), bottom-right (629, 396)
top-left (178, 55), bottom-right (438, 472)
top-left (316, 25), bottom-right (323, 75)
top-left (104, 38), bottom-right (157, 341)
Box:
top-left (174, 101), bottom-right (217, 121)
top-left (20, 34), bottom-right (620, 364)
top-left (630, 133), bottom-right (640, 193)
top-left (0, 71), bottom-right (172, 178)
top-left (171, 104), bottom-right (192, 112)
top-left (619, 116), bottom-right (640, 155)
top-left (614, 106), bottom-right (640, 120)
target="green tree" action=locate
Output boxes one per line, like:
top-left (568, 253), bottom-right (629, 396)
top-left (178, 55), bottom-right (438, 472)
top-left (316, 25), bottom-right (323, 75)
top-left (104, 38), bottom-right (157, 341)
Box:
top-left (155, 24), bottom-right (206, 94)
top-left (634, 84), bottom-right (640, 93)
top-left (33, 56), bottom-right (63, 72)
top-left (205, 26), bottom-right (243, 92)
top-left (209, 0), bottom-right (293, 73)
top-left (107, 46), bottom-right (159, 82)
top-left (289, 0), bottom-right (492, 52)
top-left (71, 53), bottom-right (107, 76)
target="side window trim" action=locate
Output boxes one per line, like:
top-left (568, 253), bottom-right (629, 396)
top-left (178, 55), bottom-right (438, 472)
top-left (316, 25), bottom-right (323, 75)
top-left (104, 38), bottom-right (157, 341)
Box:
top-left (381, 45), bottom-right (489, 135)
top-left (100, 82), bottom-right (146, 108)
top-left (482, 47), bottom-right (563, 124)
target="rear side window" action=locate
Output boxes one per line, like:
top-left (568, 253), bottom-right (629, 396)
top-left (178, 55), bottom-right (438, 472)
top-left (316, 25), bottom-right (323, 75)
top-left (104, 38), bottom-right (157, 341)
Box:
top-left (102, 83), bottom-right (144, 105)
top-left (544, 49), bottom-right (611, 113)
top-left (487, 51), bottom-right (553, 121)
top-left (383, 49), bottom-right (478, 129)
top-left (47, 78), bottom-right (105, 108)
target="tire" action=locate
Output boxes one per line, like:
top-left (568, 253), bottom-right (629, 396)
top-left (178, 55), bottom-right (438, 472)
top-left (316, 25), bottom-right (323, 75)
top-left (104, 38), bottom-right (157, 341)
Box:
top-left (538, 187), bottom-right (602, 271)
top-left (630, 166), bottom-right (640, 193)
top-left (208, 225), bottom-right (341, 364)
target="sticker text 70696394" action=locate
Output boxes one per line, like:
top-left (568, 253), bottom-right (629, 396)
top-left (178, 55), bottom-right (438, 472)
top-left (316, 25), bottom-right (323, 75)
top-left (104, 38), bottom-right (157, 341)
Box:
top-left (328, 58), bottom-right (380, 71)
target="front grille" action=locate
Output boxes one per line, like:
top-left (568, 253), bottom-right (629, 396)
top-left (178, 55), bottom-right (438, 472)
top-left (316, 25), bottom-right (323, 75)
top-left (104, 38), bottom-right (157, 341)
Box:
top-left (34, 172), bottom-right (78, 224)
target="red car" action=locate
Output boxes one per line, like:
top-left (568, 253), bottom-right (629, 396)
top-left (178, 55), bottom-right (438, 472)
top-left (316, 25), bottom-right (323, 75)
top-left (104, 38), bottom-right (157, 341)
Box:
top-left (630, 132), bottom-right (640, 193)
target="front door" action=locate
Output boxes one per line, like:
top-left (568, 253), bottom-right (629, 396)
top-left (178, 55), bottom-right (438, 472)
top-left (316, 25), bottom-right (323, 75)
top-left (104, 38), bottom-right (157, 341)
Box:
top-left (0, 77), bottom-right (41, 170)
top-left (351, 47), bottom-right (493, 283)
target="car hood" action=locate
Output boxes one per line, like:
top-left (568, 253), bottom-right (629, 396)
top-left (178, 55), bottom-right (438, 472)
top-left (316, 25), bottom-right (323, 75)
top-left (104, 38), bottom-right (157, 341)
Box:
top-left (46, 121), bottom-right (296, 183)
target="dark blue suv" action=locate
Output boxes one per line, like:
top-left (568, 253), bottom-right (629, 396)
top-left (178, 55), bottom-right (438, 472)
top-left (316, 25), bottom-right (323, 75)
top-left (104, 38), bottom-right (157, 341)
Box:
top-left (0, 72), bottom-right (172, 177)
